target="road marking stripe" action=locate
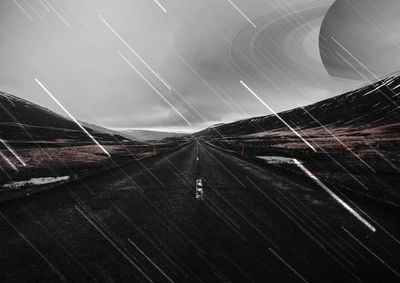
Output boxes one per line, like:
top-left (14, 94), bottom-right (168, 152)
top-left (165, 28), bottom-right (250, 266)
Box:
top-left (196, 179), bottom-right (204, 200)
top-left (293, 159), bottom-right (376, 232)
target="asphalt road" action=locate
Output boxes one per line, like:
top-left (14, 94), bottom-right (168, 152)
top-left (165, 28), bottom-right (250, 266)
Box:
top-left (0, 141), bottom-right (399, 282)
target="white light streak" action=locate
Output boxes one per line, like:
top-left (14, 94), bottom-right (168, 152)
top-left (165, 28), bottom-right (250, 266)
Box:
top-left (0, 139), bottom-right (26, 166)
top-left (0, 212), bottom-right (67, 282)
top-left (117, 51), bottom-right (191, 126)
top-left (269, 248), bottom-right (309, 283)
top-left (240, 81), bottom-right (316, 152)
top-left (34, 79), bottom-right (111, 157)
top-left (128, 239), bottom-right (174, 283)
top-left (153, 0), bottom-right (167, 13)
top-left (12, 0), bottom-right (34, 21)
top-left (0, 151), bottom-right (18, 171)
top-left (98, 14), bottom-right (171, 90)
top-left (331, 36), bottom-right (377, 79)
top-left (38, 0), bottom-right (50, 12)
top-left (293, 159), bottom-right (376, 232)
top-left (334, 51), bottom-right (398, 107)
top-left (75, 206), bottom-right (153, 282)
top-left (342, 227), bottom-right (400, 278)
top-left (44, 0), bottom-right (71, 29)
top-left (61, 0), bottom-right (92, 31)
top-left (227, 0), bottom-right (256, 28)
top-left (300, 106), bottom-right (376, 173)
top-left (331, 36), bottom-right (399, 107)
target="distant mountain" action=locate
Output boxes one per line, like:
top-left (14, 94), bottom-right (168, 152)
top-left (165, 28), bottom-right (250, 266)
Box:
top-left (196, 74), bottom-right (400, 138)
top-left (119, 129), bottom-right (188, 141)
top-left (80, 122), bottom-right (140, 141)
top-left (0, 91), bottom-right (137, 147)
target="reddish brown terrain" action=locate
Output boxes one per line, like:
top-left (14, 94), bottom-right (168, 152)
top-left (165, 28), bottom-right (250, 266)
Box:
top-left (0, 91), bottom-right (189, 201)
top-left (197, 75), bottom-right (400, 208)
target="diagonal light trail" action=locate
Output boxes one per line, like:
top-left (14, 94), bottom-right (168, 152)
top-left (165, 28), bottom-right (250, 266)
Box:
top-left (61, 0), bottom-right (92, 31)
top-left (300, 106), bottom-right (376, 173)
top-left (98, 14), bottom-right (171, 90)
top-left (0, 138), bottom-right (26, 166)
top-left (240, 81), bottom-right (316, 152)
top-left (0, 212), bottom-right (67, 282)
top-left (269, 248), bottom-right (309, 283)
top-left (153, 0), bottom-right (167, 13)
top-left (38, 0), bottom-right (50, 11)
top-left (342, 227), bottom-right (400, 277)
top-left (128, 239), bottom-right (174, 283)
top-left (331, 36), bottom-right (379, 80)
top-left (227, 0), bottom-right (256, 28)
top-left (333, 49), bottom-right (399, 108)
top-left (171, 48), bottom-right (246, 121)
top-left (75, 206), bottom-right (154, 282)
top-left (44, 0), bottom-right (71, 29)
top-left (35, 78), bottom-right (111, 157)
top-left (0, 151), bottom-right (18, 171)
top-left (293, 159), bottom-right (376, 232)
top-left (117, 51), bottom-right (191, 126)
top-left (12, 0), bottom-right (34, 21)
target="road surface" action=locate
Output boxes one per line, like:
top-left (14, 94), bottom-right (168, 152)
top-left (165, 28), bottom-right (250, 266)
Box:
top-left (0, 141), bottom-right (399, 282)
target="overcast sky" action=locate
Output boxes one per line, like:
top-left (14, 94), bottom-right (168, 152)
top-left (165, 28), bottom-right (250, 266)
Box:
top-left (0, 0), bottom-right (389, 132)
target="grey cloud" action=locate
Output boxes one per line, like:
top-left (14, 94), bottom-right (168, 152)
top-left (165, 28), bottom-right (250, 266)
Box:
top-left (0, 0), bottom-right (380, 132)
